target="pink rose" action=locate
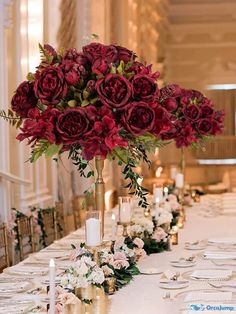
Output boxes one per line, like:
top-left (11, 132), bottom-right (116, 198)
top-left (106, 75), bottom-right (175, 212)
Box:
top-left (113, 259), bottom-right (129, 269)
top-left (114, 251), bottom-right (127, 261)
top-left (152, 227), bottom-right (167, 242)
top-left (133, 237), bottom-right (144, 249)
top-left (135, 248), bottom-right (147, 260)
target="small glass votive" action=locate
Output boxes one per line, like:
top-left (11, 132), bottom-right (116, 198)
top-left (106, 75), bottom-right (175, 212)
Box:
top-left (119, 196), bottom-right (132, 224)
top-left (177, 215), bottom-right (184, 229)
top-left (169, 227), bottom-right (178, 245)
top-left (85, 210), bottom-right (101, 247)
top-left (104, 277), bottom-right (116, 295)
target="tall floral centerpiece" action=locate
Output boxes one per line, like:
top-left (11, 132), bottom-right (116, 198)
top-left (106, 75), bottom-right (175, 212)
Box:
top-left (158, 85), bottom-right (224, 182)
top-left (2, 43), bottom-right (172, 233)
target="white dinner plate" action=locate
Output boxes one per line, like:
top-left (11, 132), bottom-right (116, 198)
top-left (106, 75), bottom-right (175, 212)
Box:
top-left (139, 267), bottom-right (163, 275)
top-left (159, 279), bottom-right (189, 290)
top-left (4, 266), bottom-right (48, 276)
top-left (0, 300), bottom-right (35, 314)
top-left (170, 260), bottom-right (197, 268)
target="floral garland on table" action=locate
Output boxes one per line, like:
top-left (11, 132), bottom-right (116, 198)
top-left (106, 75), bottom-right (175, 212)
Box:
top-left (61, 252), bottom-right (105, 302)
top-left (128, 217), bottom-right (169, 255)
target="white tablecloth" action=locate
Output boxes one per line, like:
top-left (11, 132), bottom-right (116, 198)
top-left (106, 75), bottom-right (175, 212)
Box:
top-left (2, 197), bottom-right (236, 314)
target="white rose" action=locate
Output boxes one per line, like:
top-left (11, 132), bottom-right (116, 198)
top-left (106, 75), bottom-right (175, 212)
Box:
top-left (102, 265), bottom-right (114, 277)
top-left (88, 268), bottom-right (105, 285)
top-left (75, 261), bottom-right (89, 276)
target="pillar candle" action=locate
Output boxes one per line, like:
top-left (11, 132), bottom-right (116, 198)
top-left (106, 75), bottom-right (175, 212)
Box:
top-left (170, 166), bottom-right (177, 180)
top-left (86, 218), bottom-right (101, 246)
top-left (49, 258), bottom-right (55, 314)
top-left (153, 187), bottom-right (163, 203)
top-left (119, 202), bottom-right (131, 223)
top-left (111, 213), bottom-right (116, 241)
top-left (175, 173), bottom-right (184, 189)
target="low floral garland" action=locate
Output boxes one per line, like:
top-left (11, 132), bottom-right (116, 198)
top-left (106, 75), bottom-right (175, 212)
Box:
top-left (128, 217), bottom-right (169, 255)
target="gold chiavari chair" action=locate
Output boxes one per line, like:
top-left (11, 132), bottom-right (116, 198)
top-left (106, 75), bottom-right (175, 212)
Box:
top-left (40, 208), bottom-right (57, 246)
top-left (55, 201), bottom-right (65, 238)
top-left (72, 196), bottom-right (87, 229)
top-left (16, 216), bottom-right (35, 261)
top-left (0, 224), bottom-right (10, 272)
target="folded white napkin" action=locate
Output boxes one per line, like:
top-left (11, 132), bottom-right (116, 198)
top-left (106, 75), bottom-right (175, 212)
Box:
top-left (184, 291), bottom-right (232, 302)
top-left (204, 250), bottom-right (236, 259)
top-left (190, 269), bottom-right (232, 279)
top-left (0, 281), bottom-right (29, 291)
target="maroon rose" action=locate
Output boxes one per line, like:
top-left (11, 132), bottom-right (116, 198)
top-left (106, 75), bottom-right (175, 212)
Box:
top-left (131, 74), bottom-right (157, 102)
top-left (92, 58), bottom-right (111, 75)
top-left (211, 120), bottom-right (224, 135)
top-left (122, 102), bottom-right (155, 135)
top-left (197, 118), bottom-right (213, 135)
top-left (102, 45), bottom-right (118, 63)
top-left (56, 108), bottom-right (93, 144)
top-left (82, 42), bottom-right (104, 63)
top-left (11, 81), bottom-right (38, 118)
top-left (151, 106), bottom-right (171, 136)
top-left (114, 45), bottom-right (136, 63)
top-left (62, 60), bottom-right (80, 85)
top-left (159, 84), bottom-right (182, 102)
top-left (201, 104), bottom-right (214, 117)
top-left (34, 66), bottom-right (68, 105)
top-left (183, 104), bottom-right (201, 121)
top-left (162, 98), bottom-right (178, 112)
top-left (96, 74), bottom-right (131, 109)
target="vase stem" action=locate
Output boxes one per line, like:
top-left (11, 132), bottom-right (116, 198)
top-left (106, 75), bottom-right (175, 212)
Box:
top-left (95, 156), bottom-right (105, 237)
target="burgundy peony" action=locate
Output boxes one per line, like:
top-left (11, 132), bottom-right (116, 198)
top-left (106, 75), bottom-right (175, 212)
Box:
top-left (114, 45), bottom-right (136, 63)
top-left (122, 102), bottom-right (155, 135)
top-left (11, 81), bottom-right (38, 118)
top-left (34, 66), bottom-right (68, 105)
top-left (183, 104), bottom-right (201, 121)
top-left (96, 74), bottom-right (131, 109)
top-left (131, 74), bottom-right (157, 102)
top-left (201, 104), bottom-right (214, 117)
top-left (82, 42), bottom-right (103, 63)
top-left (56, 108), bottom-right (93, 144)
top-left (162, 98), bottom-right (178, 112)
top-left (197, 118), bottom-right (213, 135)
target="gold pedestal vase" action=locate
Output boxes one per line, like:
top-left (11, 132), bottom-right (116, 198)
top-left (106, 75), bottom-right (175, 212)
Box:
top-left (95, 156), bottom-right (105, 237)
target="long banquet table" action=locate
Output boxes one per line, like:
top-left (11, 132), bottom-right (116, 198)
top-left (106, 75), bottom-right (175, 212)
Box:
top-left (2, 195), bottom-right (236, 314)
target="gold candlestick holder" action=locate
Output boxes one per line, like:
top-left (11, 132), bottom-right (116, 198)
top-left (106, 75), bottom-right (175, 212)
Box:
top-left (85, 242), bottom-right (106, 265)
top-left (117, 222), bottom-right (130, 237)
top-left (144, 207), bottom-right (151, 218)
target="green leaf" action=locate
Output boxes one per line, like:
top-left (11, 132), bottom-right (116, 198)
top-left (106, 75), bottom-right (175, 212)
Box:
top-left (81, 99), bottom-right (90, 107)
top-left (117, 60), bottom-right (125, 75)
top-left (68, 100), bottom-right (77, 108)
top-left (26, 72), bottom-right (35, 82)
top-left (110, 65), bottom-right (117, 74)
top-left (45, 144), bottom-right (63, 158)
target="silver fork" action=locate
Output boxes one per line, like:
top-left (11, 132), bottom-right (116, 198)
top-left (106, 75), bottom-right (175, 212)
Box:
top-left (211, 260), bottom-right (236, 267)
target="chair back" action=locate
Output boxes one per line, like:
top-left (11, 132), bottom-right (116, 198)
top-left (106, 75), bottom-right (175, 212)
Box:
top-left (55, 201), bottom-right (65, 238)
top-left (72, 196), bottom-right (86, 229)
top-left (40, 208), bottom-right (57, 246)
top-left (0, 224), bottom-right (10, 272)
top-left (16, 216), bottom-right (35, 261)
